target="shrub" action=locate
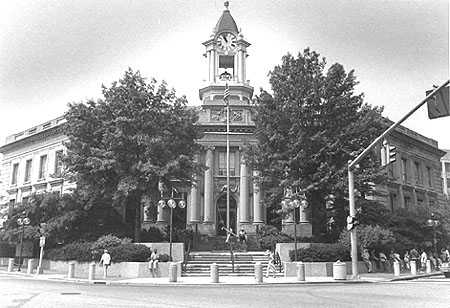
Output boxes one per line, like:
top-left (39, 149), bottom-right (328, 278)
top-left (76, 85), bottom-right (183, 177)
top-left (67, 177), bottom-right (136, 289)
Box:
top-left (91, 234), bottom-right (132, 251)
top-left (257, 225), bottom-right (291, 250)
top-left (159, 254), bottom-right (170, 262)
top-left (46, 242), bottom-right (94, 262)
top-left (140, 227), bottom-right (165, 242)
top-left (107, 244), bottom-right (151, 262)
top-left (338, 225), bottom-right (395, 251)
top-left (289, 244), bottom-right (350, 262)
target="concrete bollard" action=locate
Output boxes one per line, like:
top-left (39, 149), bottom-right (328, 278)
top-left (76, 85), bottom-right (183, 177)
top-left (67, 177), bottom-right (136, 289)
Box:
top-left (426, 260), bottom-right (431, 274)
top-left (297, 262), bottom-right (305, 281)
top-left (210, 263), bottom-right (219, 283)
top-left (393, 260), bottom-right (400, 277)
top-left (410, 260), bottom-right (417, 275)
top-left (333, 261), bottom-right (347, 280)
top-left (254, 262), bottom-right (263, 283)
top-left (88, 262), bottom-right (96, 280)
top-left (7, 258), bottom-right (14, 272)
top-left (68, 262), bottom-right (76, 278)
top-left (169, 262), bottom-right (178, 282)
top-left (27, 259), bottom-right (35, 274)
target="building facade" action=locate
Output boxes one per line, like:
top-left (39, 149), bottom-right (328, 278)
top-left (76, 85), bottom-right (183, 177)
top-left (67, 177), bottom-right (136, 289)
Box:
top-left (0, 5), bottom-right (447, 239)
top-left (376, 126), bottom-right (446, 211)
top-left (0, 116), bottom-right (73, 217)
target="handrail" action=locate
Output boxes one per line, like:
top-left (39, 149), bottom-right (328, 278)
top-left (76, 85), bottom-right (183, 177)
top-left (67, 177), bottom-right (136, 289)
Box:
top-left (229, 242), bottom-right (235, 273)
top-left (183, 240), bottom-right (191, 272)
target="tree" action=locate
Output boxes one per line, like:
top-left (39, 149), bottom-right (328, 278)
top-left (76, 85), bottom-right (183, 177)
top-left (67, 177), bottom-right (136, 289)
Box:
top-left (246, 48), bottom-right (388, 236)
top-left (63, 69), bottom-right (203, 241)
top-left (0, 192), bottom-right (131, 249)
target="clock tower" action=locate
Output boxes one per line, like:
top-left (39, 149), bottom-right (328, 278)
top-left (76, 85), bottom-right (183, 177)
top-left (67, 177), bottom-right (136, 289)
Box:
top-left (189, 2), bottom-right (263, 238)
top-left (199, 1), bottom-right (254, 105)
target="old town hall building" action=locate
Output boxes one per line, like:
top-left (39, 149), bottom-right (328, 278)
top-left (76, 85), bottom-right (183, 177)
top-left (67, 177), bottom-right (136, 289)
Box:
top-left (0, 5), bottom-right (446, 241)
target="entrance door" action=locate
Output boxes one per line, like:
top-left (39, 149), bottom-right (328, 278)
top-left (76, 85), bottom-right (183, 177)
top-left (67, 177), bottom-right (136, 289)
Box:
top-left (217, 195), bottom-right (237, 236)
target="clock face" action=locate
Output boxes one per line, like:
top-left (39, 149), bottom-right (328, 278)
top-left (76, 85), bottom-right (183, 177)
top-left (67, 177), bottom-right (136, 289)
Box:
top-left (217, 32), bottom-right (237, 51)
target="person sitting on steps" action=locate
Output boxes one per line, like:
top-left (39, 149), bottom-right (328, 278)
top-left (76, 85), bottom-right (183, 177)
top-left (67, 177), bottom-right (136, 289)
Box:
top-left (148, 249), bottom-right (160, 271)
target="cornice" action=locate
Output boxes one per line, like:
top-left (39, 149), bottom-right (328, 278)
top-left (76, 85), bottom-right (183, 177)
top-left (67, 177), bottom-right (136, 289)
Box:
top-left (0, 126), bottom-right (65, 154)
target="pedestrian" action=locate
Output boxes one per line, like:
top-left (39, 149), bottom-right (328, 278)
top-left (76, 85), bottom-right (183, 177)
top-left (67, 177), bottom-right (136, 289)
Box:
top-left (148, 249), bottom-right (160, 271)
top-left (403, 251), bottom-right (410, 270)
top-left (238, 229), bottom-right (247, 244)
top-left (410, 247), bottom-right (419, 269)
top-left (99, 249), bottom-right (111, 278)
top-left (379, 251), bottom-right (389, 272)
top-left (370, 249), bottom-right (380, 271)
top-left (420, 250), bottom-right (427, 272)
top-left (361, 248), bottom-right (372, 273)
top-left (265, 250), bottom-right (276, 278)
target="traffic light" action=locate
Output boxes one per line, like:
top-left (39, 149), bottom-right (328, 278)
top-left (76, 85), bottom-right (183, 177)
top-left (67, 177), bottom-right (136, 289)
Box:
top-left (381, 139), bottom-right (396, 166)
top-left (426, 86), bottom-right (449, 119)
top-left (346, 215), bottom-right (359, 231)
top-left (387, 145), bottom-right (396, 164)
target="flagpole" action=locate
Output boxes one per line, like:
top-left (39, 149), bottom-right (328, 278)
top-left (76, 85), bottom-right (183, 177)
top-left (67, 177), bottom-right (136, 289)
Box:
top-left (226, 89), bottom-right (230, 231)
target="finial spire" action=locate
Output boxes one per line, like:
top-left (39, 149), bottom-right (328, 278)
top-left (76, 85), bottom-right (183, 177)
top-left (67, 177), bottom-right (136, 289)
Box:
top-left (224, 1), bottom-right (229, 11)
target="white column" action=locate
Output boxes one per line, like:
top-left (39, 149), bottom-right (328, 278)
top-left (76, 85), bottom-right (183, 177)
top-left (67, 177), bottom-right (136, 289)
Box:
top-left (204, 147), bottom-right (214, 224)
top-left (190, 175), bottom-right (200, 223)
top-left (252, 171), bottom-right (263, 224)
top-left (239, 162), bottom-right (249, 223)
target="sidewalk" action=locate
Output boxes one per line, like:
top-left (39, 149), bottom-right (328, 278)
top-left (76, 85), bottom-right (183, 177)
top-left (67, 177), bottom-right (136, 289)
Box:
top-left (0, 266), bottom-right (443, 286)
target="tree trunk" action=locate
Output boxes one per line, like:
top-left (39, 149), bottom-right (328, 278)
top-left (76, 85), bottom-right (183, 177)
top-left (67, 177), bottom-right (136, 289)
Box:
top-left (130, 193), bottom-right (142, 242)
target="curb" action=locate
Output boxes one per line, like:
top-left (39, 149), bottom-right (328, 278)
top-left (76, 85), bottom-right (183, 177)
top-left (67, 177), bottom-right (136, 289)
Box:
top-left (1, 269), bottom-right (444, 286)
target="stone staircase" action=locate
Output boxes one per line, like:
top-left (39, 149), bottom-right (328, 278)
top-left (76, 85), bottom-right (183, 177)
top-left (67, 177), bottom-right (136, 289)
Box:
top-left (182, 251), bottom-right (284, 277)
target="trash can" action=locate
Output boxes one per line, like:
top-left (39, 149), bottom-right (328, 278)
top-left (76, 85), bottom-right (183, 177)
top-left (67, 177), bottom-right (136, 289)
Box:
top-left (333, 260), bottom-right (347, 280)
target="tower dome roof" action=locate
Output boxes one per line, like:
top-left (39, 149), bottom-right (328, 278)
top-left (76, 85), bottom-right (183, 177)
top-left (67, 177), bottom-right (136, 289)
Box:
top-left (214, 2), bottom-right (238, 34)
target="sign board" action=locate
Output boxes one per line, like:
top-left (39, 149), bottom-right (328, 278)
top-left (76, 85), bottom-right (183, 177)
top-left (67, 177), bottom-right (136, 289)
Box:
top-left (40, 236), bottom-right (46, 247)
top-left (426, 86), bottom-right (449, 119)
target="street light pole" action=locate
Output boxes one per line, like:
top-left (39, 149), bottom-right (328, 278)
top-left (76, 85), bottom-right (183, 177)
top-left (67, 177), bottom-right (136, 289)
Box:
top-left (158, 184), bottom-right (186, 262)
top-left (16, 211), bottom-right (30, 272)
top-left (426, 213), bottom-right (440, 256)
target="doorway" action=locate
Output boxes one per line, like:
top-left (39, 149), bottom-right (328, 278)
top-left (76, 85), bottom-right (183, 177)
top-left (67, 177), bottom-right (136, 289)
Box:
top-left (217, 195), bottom-right (237, 236)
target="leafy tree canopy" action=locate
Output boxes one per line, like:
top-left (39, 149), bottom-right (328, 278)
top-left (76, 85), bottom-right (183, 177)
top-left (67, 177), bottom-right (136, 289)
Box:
top-left (63, 69), bottom-right (203, 241)
top-left (246, 48), bottom-right (389, 235)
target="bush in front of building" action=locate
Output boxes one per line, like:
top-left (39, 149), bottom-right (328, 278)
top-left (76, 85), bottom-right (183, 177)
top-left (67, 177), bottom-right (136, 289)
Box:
top-left (45, 234), bottom-right (152, 263)
top-left (289, 244), bottom-right (350, 262)
top-left (45, 242), bottom-right (94, 262)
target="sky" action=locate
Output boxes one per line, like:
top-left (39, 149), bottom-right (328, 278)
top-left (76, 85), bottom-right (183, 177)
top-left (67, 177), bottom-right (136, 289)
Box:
top-left (0, 0), bottom-right (449, 151)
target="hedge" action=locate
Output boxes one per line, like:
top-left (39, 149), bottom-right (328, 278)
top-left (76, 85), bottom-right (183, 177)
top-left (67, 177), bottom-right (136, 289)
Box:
top-left (289, 245), bottom-right (350, 262)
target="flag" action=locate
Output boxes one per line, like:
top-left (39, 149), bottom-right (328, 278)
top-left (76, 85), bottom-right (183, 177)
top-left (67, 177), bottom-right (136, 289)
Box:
top-left (224, 83), bottom-right (230, 102)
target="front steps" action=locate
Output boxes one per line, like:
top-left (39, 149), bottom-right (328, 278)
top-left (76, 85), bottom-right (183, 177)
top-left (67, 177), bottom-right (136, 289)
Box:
top-left (182, 251), bottom-right (284, 277)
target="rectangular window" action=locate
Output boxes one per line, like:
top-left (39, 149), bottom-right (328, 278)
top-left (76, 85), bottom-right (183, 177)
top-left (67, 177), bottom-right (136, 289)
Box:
top-left (39, 155), bottom-right (47, 179)
top-left (426, 167), bottom-right (432, 187)
top-left (401, 158), bottom-right (408, 182)
top-left (11, 163), bottom-right (19, 185)
top-left (24, 159), bottom-right (32, 183)
top-left (218, 152), bottom-right (235, 176)
top-left (404, 196), bottom-right (411, 208)
top-left (389, 194), bottom-right (397, 211)
top-left (54, 150), bottom-right (64, 177)
top-left (414, 162), bottom-right (421, 185)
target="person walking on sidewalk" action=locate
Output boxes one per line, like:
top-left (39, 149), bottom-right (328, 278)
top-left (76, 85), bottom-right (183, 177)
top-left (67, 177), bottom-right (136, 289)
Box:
top-left (361, 248), bottom-right (372, 273)
top-left (99, 249), bottom-right (111, 278)
top-left (265, 250), bottom-right (276, 278)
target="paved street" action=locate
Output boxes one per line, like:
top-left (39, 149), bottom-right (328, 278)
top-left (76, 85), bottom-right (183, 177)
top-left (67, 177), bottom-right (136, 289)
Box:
top-left (1, 272), bottom-right (449, 308)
